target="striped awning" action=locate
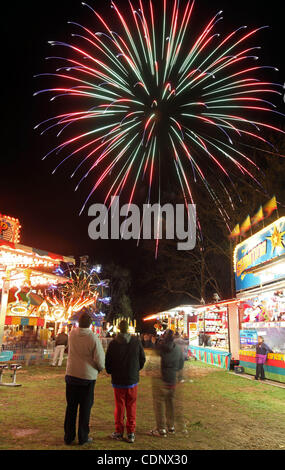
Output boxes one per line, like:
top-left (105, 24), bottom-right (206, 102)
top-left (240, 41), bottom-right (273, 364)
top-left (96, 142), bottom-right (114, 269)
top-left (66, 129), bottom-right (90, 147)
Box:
top-left (0, 239), bottom-right (75, 268)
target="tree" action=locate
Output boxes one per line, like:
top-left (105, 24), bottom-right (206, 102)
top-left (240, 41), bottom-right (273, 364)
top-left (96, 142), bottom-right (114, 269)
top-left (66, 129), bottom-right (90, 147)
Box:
top-left (104, 263), bottom-right (133, 321)
top-left (133, 130), bottom-right (285, 317)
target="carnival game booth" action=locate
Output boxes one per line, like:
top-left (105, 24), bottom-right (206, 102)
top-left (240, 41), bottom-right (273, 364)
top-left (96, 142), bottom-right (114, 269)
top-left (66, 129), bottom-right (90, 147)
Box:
top-left (189, 299), bottom-right (240, 370)
top-left (143, 305), bottom-right (197, 336)
top-left (143, 303), bottom-right (239, 368)
top-left (0, 237), bottom-right (75, 356)
top-left (234, 217), bottom-right (285, 383)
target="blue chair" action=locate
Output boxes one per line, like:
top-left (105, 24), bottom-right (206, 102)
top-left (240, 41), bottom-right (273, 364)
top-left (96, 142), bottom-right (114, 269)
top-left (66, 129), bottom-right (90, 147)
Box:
top-left (0, 350), bottom-right (14, 362)
top-left (0, 351), bottom-right (21, 387)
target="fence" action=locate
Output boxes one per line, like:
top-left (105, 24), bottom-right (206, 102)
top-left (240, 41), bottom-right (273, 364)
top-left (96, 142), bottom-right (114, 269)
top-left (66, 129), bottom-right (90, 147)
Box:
top-left (1, 342), bottom-right (54, 366)
top-left (1, 337), bottom-right (112, 365)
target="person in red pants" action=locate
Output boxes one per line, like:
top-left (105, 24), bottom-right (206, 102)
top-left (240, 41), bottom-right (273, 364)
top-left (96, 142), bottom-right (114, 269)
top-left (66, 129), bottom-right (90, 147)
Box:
top-left (105, 320), bottom-right (145, 443)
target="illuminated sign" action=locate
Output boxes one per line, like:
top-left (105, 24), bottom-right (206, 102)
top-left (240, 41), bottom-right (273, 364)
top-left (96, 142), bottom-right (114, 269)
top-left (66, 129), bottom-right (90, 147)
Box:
top-left (234, 217), bottom-right (285, 291)
top-left (236, 241), bottom-right (267, 278)
top-left (240, 329), bottom-right (258, 346)
top-left (0, 214), bottom-right (21, 243)
top-left (9, 302), bottom-right (28, 316)
top-left (52, 307), bottom-right (65, 321)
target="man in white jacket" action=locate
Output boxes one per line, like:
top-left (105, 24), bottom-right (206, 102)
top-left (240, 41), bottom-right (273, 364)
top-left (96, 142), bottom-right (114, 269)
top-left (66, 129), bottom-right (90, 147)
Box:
top-left (64, 309), bottom-right (105, 445)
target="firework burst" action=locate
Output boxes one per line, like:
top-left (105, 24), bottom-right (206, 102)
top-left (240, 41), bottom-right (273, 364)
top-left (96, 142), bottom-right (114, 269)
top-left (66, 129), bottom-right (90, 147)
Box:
top-left (34, 0), bottom-right (284, 235)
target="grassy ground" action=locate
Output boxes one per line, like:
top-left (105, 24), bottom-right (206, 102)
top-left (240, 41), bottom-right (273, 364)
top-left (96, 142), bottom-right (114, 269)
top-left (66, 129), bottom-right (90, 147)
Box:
top-left (0, 353), bottom-right (285, 451)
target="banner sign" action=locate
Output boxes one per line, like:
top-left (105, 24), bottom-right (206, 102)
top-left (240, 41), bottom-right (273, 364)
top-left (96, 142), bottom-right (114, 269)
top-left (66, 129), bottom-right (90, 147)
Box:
top-left (5, 316), bottom-right (45, 327)
top-left (188, 322), bottom-right (198, 346)
top-left (240, 329), bottom-right (258, 346)
top-left (234, 217), bottom-right (285, 291)
top-left (240, 326), bottom-right (285, 353)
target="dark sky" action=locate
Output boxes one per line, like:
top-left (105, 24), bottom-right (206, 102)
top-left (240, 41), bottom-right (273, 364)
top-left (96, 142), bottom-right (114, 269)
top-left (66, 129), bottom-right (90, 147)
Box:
top-left (1, 0), bottom-right (284, 272)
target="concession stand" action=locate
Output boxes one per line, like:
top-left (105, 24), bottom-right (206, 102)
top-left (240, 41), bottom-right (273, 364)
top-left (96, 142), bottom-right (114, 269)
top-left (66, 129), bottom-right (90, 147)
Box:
top-left (234, 216), bottom-right (285, 383)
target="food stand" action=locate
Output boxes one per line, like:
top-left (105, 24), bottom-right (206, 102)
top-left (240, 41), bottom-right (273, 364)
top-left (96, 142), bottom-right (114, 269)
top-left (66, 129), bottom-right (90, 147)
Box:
top-left (234, 216), bottom-right (285, 383)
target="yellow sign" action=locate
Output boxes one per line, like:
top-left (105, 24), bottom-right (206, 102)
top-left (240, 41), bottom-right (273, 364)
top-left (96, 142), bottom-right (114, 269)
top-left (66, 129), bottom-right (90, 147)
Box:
top-left (237, 240), bottom-right (267, 278)
top-left (266, 225), bottom-right (285, 253)
top-left (240, 350), bottom-right (285, 361)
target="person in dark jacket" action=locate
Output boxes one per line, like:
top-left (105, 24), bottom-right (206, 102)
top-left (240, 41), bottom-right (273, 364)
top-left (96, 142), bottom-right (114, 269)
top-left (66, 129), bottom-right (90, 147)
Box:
top-left (142, 333), bottom-right (152, 348)
top-left (255, 336), bottom-right (272, 380)
top-left (105, 320), bottom-right (146, 443)
top-left (149, 329), bottom-right (185, 437)
top-left (52, 329), bottom-right (68, 366)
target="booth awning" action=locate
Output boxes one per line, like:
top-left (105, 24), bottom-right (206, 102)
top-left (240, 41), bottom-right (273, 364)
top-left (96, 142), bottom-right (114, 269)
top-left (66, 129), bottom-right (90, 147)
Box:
top-left (0, 239), bottom-right (75, 268)
top-left (143, 299), bottom-right (239, 321)
top-left (195, 298), bottom-right (239, 311)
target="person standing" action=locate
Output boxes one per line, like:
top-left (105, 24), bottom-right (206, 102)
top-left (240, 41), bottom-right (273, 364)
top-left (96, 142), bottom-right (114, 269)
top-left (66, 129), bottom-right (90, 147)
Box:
top-left (255, 336), bottom-right (272, 380)
top-left (149, 329), bottom-right (185, 437)
top-left (105, 320), bottom-right (146, 443)
top-left (52, 328), bottom-right (68, 367)
top-left (64, 309), bottom-right (105, 445)
top-left (174, 331), bottom-right (189, 381)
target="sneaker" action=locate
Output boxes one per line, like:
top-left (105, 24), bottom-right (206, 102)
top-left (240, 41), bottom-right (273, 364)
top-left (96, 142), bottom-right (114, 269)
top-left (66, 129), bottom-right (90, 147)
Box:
top-left (168, 427), bottom-right (175, 434)
top-left (111, 432), bottom-right (123, 440)
top-left (148, 429), bottom-right (167, 437)
top-left (79, 437), bottom-right (93, 445)
top-left (127, 433), bottom-right (135, 443)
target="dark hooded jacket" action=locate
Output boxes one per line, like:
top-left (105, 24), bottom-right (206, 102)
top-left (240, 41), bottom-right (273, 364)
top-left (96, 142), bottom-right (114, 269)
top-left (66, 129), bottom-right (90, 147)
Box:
top-left (105, 333), bottom-right (146, 386)
top-left (156, 335), bottom-right (184, 385)
top-left (256, 342), bottom-right (272, 364)
top-left (55, 332), bottom-right (68, 347)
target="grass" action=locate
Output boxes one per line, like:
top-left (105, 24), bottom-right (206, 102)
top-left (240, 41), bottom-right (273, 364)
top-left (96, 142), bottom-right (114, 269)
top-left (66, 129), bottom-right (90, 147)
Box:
top-left (0, 354), bottom-right (285, 451)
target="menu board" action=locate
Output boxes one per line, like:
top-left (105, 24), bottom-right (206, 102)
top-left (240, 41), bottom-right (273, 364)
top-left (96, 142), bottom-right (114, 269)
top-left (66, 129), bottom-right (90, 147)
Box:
top-left (188, 322), bottom-right (198, 346)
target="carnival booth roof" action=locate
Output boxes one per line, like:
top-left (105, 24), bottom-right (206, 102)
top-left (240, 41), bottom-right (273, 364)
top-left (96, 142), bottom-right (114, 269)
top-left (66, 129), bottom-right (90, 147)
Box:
top-left (143, 304), bottom-right (198, 321)
top-left (0, 239), bottom-right (74, 268)
top-left (0, 239), bottom-right (75, 289)
top-left (143, 299), bottom-right (240, 321)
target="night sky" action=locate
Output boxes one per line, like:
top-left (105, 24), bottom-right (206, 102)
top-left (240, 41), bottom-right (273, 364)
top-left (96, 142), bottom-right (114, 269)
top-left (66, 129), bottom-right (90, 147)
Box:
top-left (1, 1), bottom-right (284, 311)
